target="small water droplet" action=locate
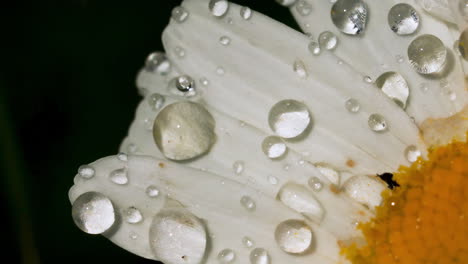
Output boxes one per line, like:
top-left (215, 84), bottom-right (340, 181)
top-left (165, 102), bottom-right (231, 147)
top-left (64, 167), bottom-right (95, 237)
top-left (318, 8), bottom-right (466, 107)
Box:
top-left (146, 185), bottom-right (160, 197)
top-left (293, 60), bottom-right (308, 78)
top-left (218, 249), bottom-right (235, 263)
top-left (175, 46), bottom-right (186, 58)
top-left (275, 219), bottom-right (313, 254)
top-left (219, 36), bottom-right (231, 46)
top-left (419, 82), bottom-right (429, 92)
top-left (147, 93), bottom-right (165, 111)
top-left (368, 114), bottom-right (388, 132)
top-left (276, 0), bottom-right (297, 6)
top-left (145, 52), bottom-right (171, 75)
top-left (209, 0), bottom-right (229, 17)
top-left (308, 176), bottom-right (323, 191)
top-left (331, 0), bottom-right (368, 35)
top-left (123, 206), bottom-right (143, 224)
top-left (268, 175), bottom-right (279, 185)
top-left (308, 41), bottom-right (321, 55)
top-left (240, 6), bottom-right (252, 20)
top-left (216, 66), bottom-right (225, 75)
top-left (296, 0), bottom-right (312, 16)
top-left (129, 232), bottom-right (138, 240)
top-left (388, 3), bottom-right (419, 35)
top-left (242, 236), bottom-right (255, 248)
top-left (72, 192), bottom-right (115, 234)
top-left (268, 99), bottom-right (311, 139)
top-left (109, 168), bottom-right (128, 185)
top-left (318, 31), bottom-right (338, 50)
top-left (404, 145), bottom-right (421, 163)
top-left (117, 152), bottom-right (128, 161)
top-left (315, 163), bottom-right (340, 185)
top-left (261, 136), bottom-right (287, 159)
top-left (153, 102), bottom-right (216, 160)
top-left (175, 75), bottom-right (196, 93)
top-left (249, 248), bottom-right (270, 264)
top-left (78, 165), bottom-right (95, 179)
top-left (343, 175), bottom-right (386, 208)
top-left (200, 77), bottom-right (209, 86)
top-left (345, 98), bottom-right (360, 113)
top-left (408, 34), bottom-right (447, 74)
top-left (363, 76), bottom-right (373, 83)
top-left (233, 160), bottom-right (245, 175)
top-left (240, 195), bottom-right (256, 211)
top-left (395, 54), bottom-right (405, 63)
top-left (171, 6), bottom-right (189, 23)
top-left (375, 72), bottom-right (409, 109)
top-left (283, 164), bottom-right (291, 171)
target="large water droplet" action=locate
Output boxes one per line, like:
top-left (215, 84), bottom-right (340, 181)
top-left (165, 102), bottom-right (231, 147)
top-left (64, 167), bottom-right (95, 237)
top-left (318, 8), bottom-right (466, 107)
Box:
top-left (408, 34), bottom-right (447, 74)
top-left (78, 165), bottom-right (95, 179)
top-left (375, 72), bottom-right (410, 109)
top-left (276, 0), bottom-right (297, 6)
top-left (149, 208), bottom-right (207, 264)
top-left (295, 0), bottom-right (312, 16)
top-left (209, 0), bottom-right (229, 17)
top-left (345, 98), bottom-right (360, 113)
top-left (368, 114), bottom-right (388, 132)
top-left (240, 6), bottom-right (252, 20)
top-left (293, 60), bottom-right (308, 78)
top-left (404, 145), bottom-right (421, 163)
top-left (250, 248), bottom-right (270, 264)
top-left (275, 219), bottom-right (313, 254)
top-left (318, 31), bottom-right (338, 50)
top-left (72, 192), bottom-right (115, 234)
top-left (123, 206), bottom-right (143, 224)
top-left (171, 6), bottom-right (189, 23)
top-left (343, 175), bottom-right (386, 208)
top-left (315, 163), bottom-right (340, 185)
top-left (388, 3), bottom-right (419, 35)
top-left (331, 0), bottom-right (368, 35)
top-left (146, 185), bottom-right (160, 198)
top-left (277, 183), bottom-right (325, 223)
top-left (153, 102), bottom-right (216, 161)
top-left (458, 28), bottom-right (468, 61)
top-left (268, 100), bottom-right (311, 139)
top-left (218, 249), bottom-right (236, 263)
top-left (109, 168), bottom-right (129, 185)
top-left (242, 236), bottom-right (255, 248)
top-left (145, 52), bottom-right (171, 75)
top-left (240, 195), bottom-right (256, 211)
top-left (147, 93), bottom-right (165, 111)
top-left (262, 136), bottom-right (287, 159)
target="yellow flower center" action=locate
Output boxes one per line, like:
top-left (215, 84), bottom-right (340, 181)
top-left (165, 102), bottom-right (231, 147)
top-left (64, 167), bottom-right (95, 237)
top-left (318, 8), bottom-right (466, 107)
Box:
top-left (342, 134), bottom-right (468, 264)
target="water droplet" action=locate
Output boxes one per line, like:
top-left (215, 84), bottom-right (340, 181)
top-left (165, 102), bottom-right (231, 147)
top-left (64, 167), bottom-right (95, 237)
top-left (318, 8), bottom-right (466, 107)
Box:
top-left (331, 0), bottom-right (368, 35)
top-left (219, 36), bottom-right (231, 46)
top-left (276, 0), bottom-right (297, 6)
top-left (261, 136), bottom-right (287, 159)
top-left (308, 176), bottom-right (323, 191)
top-left (233, 160), bottom-right (245, 175)
top-left (146, 185), bottom-right (160, 197)
top-left (318, 31), bottom-right (338, 50)
top-left (404, 145), bottom-right (421, 163)
top-left (147, 93), bottom-right (165, 111)
top-left (240, 195), bottom-right (256, 211)
top-left (277, 183), bottom-right (325, 222)
top-left (308, 41), bottom-right (321, 55)
top-left (345, 98), bottom-right (360, 113)
top-left (175, 75), bottom-right (196, 93)
top-left (395, 54), bottom-right (405, 63)
top-left (218, 249), bottom-right (235, 263)
top-left (129, 232), bottom-right (138, 240)
top-left (363, 76), bottom-right (373, 83)
top-left (242, 236), bottom-right (255, 248)
top-left (72, 192), bottom-right (115, 234)
top-left (283, 164), bottom-right (291, 171)
top-left (293, 60), bottom-right (308, 78)
top-left (275, 219), bottom-right (313, 254)
top-left (268, 175), bottom-right (279, 185)
top-left (368, 114), bottom-right (388, 132)
top-left (388, 3), bottom-right (419, 35)
top-left (315, 163), bottom-right (340, 185)
top-left (149, 208), bottom-right (207, 264)
top-left (175, 46), bottom-right (186, 58)
top-left (296, 0), bottom-right (312, 16)
top-left (408, 34), bottom-right (447, 74)
top-left (458, 28), bottom-right (468, 60)
top-left (459, 0), bottom-right (468, 21)
top-left (216, 66), bottom-right (225, 75)
top-left (153, 102), bottom-right (216, 161)
top-left (419, 82), bottom-right (429, 92)
top-left (145, 52), bottom-right (171, 75)
top-left (343, 175), bottom-right (386, 208)
top-left (200, 77), bottom-right (210, 86)
top-left (117, 152), bottom-right (128, 161)
top-left (78, 165), bottom-right (95, 179)
top-left (240, 6), bottom-right (252, 20)
top-left (250, 248), bottom-right (270, 264)
top-left (109, 168), bottom-right (128, 185)
top-left (209, 0), bottom-right (229, 17)
top-left (268, 99), bottom-right (311, 139)
top-left (171, 6), bottom-right (189, 23)
top-left (375, 72), bottom-right (409, 109)
top-left (123, 206), bottom-right (143, 224)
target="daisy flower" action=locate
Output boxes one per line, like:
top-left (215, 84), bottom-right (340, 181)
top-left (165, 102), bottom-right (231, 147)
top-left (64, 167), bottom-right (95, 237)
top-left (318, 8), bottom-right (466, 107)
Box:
top-left (69, 0), bottom-right (468, 264)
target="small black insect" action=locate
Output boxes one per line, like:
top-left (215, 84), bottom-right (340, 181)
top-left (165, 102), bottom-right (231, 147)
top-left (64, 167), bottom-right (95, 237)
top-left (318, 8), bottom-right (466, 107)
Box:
top-left (377, 172), bottom-right (400, 190)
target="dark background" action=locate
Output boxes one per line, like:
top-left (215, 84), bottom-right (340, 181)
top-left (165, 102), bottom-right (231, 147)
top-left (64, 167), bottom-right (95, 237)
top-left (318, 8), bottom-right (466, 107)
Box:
top-left (1, 0), bottom-right (299, 263)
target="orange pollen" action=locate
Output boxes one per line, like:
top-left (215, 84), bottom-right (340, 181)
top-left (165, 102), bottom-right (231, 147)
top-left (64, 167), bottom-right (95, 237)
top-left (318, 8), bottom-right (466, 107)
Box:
top-left (342, 136), bottom-right (468, 264)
